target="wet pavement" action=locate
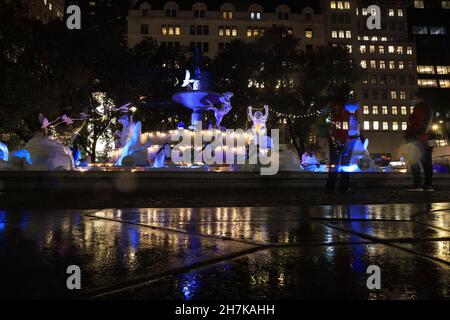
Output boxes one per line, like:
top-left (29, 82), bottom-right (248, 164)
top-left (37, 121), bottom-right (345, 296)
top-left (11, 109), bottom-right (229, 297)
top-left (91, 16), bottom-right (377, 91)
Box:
top-left (0, 204), bottom-right (449, 299)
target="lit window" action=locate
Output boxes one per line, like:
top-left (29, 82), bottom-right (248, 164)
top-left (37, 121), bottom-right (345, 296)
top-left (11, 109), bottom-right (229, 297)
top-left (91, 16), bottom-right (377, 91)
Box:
top-left (305, 28), bottom-right (313, 38)
top-left (400, 91), bottom-right (407, 99)
top-left (401, 106), bottom-right (407, 115)
top-left (364, 121), bottom-right (370, 130)
top-left (383, 122), bottom-right (389, 130)
top-left (399, 61), bottom-right (405, 69)
top-left (370, 60), bottom-right (376, 68)
top-left (413, 26), bottom-right (428, 34)
top-left (332, 30), bottom-right (338, 38)
top-left (415, 1), bottom-right (425, 9)
top-left (418, 79), bottom-right (438, 87)
top-left (407, 46), bottom-right (413, 55)
top-left (379, 45), bottom-right (385, 54)
top-left (443, 1), bottom-right (450, 9)
top-left (345, 30), bottom-right (352, 38)
top-left (439, 80), bottom-right (450, 88)
top-left (382, 106), bottom-right (388, 114)
top-left (361, 60), bottom-right (367, 69)
top-left (363, 105), bottom-right (369, 114)
top-left (389, 9), bottom-right (394, 16)
top-left (389, 61), bottom-right (396, 69)
top-left (398, 9), bottom-right (404, 17)
top-left (436, 66), bottom-right (450, 74)
top-left (392, 122), bottom-right (399, 131)
top-left (360, 45), bottom-right (366, 53)
top-left (392, 106), bottom-right (398, 115)
top-left (402, 122), bottom-right (408, 131)
top-left (372, 106), bottom-right (379, 114)
top-left (343, 122), bottom-right (349, 130)
top-left (388, 46), bottom-right (395, 53)
top-left (417, 65), bottom-right (435, 74)
top-left (397, 46), bottom-right (403, 54)
top-left (330, 1), bottom-right (336, 9)
top-left (373, 121), bottom-right (379, 130)
top-left (430, 27), bottom-right (446, 35)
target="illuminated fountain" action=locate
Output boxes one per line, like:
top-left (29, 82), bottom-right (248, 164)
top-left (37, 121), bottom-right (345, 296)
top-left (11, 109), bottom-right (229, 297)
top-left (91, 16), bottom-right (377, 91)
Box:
top-left (172, 69), bottom-right (228, 130)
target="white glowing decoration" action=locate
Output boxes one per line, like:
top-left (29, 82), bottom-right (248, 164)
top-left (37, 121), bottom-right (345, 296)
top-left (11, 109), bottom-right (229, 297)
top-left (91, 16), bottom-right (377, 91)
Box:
top-left (0, 142), bottom-right (9, 161)
top-left (248, 105), bottom-right (269, 136)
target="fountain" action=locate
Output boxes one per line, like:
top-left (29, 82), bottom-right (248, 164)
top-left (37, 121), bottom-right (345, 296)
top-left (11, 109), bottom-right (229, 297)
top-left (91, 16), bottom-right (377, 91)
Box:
top-left (172, 69), bottom-right (226, 130)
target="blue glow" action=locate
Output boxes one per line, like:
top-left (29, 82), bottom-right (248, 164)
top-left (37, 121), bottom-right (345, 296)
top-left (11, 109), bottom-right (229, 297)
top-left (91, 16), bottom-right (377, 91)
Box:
top-left (345, 103), bottom-right (360, 113)
top-left (0, 142), bottom-right (8, 161)
top-left (0, 211), bottom-right (6, 234)
top-left (180, 271), bottom-right (200, 300)
top-left (129, 226), bottom-right (140, 249)
top-left (338, 164), bottom-right (360, 173)
top-left (19, 211), bottom-right (30, 231)
top-left (12, 150), bottom-right (32, 164)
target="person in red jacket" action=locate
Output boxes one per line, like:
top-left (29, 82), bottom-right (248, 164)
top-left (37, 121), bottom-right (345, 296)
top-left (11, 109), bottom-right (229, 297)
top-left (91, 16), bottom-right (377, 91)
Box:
top-left (405, 92), bottom-right (435, 191)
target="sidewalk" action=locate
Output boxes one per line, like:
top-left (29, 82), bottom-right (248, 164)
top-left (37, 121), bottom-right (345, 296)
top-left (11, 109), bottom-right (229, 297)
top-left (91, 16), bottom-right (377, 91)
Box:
top-left (0, 204), bottom-right (449, 299)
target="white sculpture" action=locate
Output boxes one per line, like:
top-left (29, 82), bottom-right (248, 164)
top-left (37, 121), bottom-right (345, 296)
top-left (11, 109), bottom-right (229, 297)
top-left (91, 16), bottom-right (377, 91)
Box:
top-left (21, 133), bottom-right (74, 170)
top-left (181, 70), bottom-right (200, 90)
top-left (206, 92), bottom-right (233, 131)
top-left (248, 105), bottom-right (269, 136)
top-left (0, 142), bottom-right (8, 162)
top-left (341, 102), bottom-right (377, 172)
top-left (115, 114), bottom-right (151, 166)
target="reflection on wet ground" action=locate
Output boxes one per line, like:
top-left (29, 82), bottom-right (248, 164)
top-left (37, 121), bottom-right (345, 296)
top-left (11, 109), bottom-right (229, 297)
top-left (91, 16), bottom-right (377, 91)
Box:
top-left (0, 203), bottom-right (449, 299)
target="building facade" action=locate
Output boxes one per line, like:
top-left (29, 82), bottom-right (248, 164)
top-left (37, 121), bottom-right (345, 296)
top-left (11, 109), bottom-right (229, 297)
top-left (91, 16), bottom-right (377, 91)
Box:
top-left (127, 0), bottom-right (420, 159)
top-left (408, 0), bottom-right (450, 147)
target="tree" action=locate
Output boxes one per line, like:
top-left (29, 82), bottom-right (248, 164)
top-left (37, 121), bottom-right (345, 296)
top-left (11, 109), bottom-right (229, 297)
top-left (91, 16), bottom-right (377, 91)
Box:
top-left (211, 26), bottom-right (361, 154)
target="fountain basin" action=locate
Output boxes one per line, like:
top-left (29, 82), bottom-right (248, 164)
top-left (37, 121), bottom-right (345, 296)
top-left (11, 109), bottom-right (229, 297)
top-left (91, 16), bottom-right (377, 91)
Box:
top-left (172, 90), bottom-right (223, 127)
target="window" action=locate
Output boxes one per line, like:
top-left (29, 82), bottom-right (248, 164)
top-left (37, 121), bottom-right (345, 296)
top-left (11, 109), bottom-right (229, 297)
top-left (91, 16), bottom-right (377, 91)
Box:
top-left (383, 122), bottom-right (389, 130)
top-left (392, 122), bottom-right (399, 131)
top-left (398, 9), bottom-right (404, 17)
top-left (407, 46), bottom-right (413, 55)
top-left (413, 26), bottom-right (428, 34)
top-left (389, 9), bottom-right (394, 17)
top-left (369, 45), bottom-right (375, 54)
top-left (402, 122), bottom-right (408, 131)
top-left (397, 46), bottom-right (403, 54)
top-left (440, 80), bottom-right (450, 88)
top-left (250, 12), bottom-right (261, 20)
top-left (418, 79), bottom-right (438, 87)
top-left (363, 106), bottom-right (369, 114)
top-left (443, 1), bottom-right (450, 9)
top-left (400, 91), bottom-right (407, 100)
top-left (361, 60), bottom-right (367, 69)
top-left (222, 11), bottom-right (233, 19)
top-left (388, 46), bottom-right (395, 54)
top-left (278, 12), bottom-right (289, 20)
top-left (414, 1), bottom-right (425, 8)
top-left (399, 61), bottom-right (405, 70)
top-left (389, 61), bottom-right (396, 69)
top-left (141, 24), bottom-right (149, 34)
top-left (345, 30), bottom-right (352, 38)
top-left (166, 9), bottom-right (177, 17)
top-left (379, 46), bottom-right (385, 54)
top-left (379, 61), bottom-right (386, 69)
top-left (372, 106), bottom-right (379, 115)
top-left (401, 106), bottom-right (407, 115)
top-left (382, 106), bottom-right (388, 115)
top-left (161, 25), bottom-right (181, 36)
top-left (370, 60), bottom-right (376, 68)
top-left (392, 106), bottom-right (398, 115)
top-left (190, 42), bottom-right (209, 53)
top-left (343, 122), bottom-right (349, 130)
top-left (417, 65), bottom-right (435, 74)
top-left (430, 27), bottom-right (446, 35)
top-left (391, 91), bottom-right (398, 100)
top-left (360, 45), bottom-right (366, 54)
top-left (332, 30), bottom-right (338, 38)
top-left (218, 26), bottom-right (237, 37)
top-left (373, 121), bottom-right (379, 130)
top-left (194, 10), bottom-right (205, 18)
top-left (437, 66), bottom-right (450, 74)
top-left (305, 28), bottom-right (313, 38)
top-left (364, 121), bottom-right (370, 130)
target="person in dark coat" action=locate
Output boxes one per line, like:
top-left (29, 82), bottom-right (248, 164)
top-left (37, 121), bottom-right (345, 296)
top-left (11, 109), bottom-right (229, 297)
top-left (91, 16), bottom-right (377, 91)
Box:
top-left (405, 92), bottom-right (435, 191)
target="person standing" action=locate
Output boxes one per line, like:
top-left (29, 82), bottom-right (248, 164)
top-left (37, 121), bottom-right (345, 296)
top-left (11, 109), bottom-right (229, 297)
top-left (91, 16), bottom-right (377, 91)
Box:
top-left (405, 92), bottom-right (435, 191)
top-left (325, 101), bottom-right (350, 192)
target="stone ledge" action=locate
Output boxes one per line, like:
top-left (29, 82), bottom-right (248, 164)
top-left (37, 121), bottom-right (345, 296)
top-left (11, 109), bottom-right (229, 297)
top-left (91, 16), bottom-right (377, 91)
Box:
top-left (0, 171), bottom-right (449, 191)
